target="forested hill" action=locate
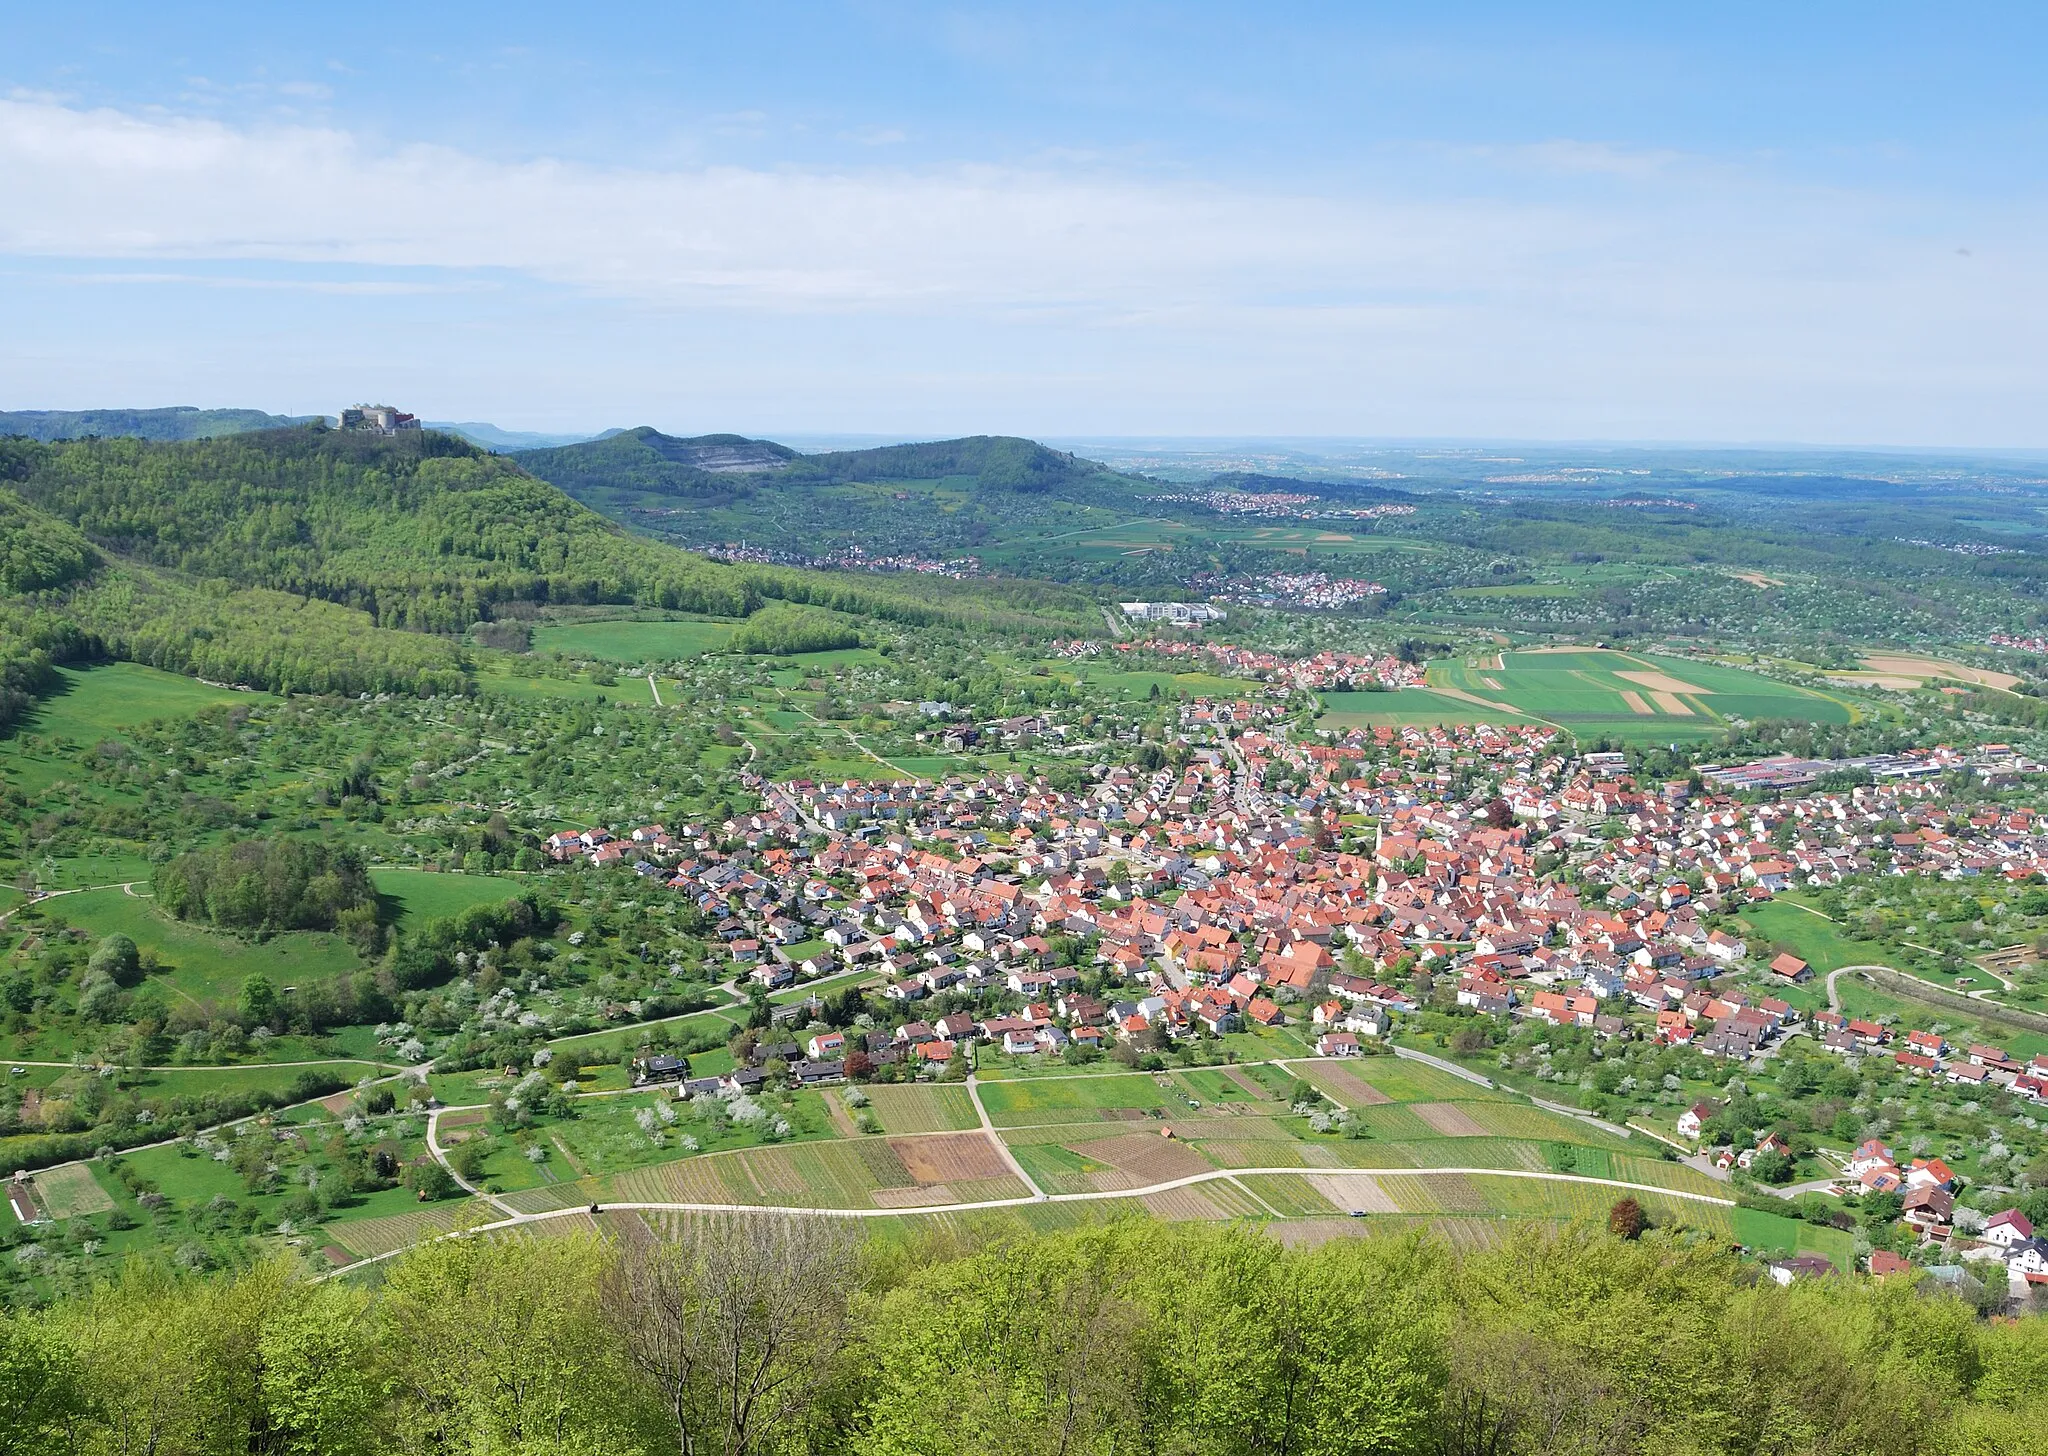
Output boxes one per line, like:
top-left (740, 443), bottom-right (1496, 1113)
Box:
top-left (0, 425), bottom-right (1098, 721)
top-left (516, 427), bottom-right (799, 498)
top-left (519, 430), bottom-right (1108, 498)
top-left (786, 435), bottom-right (1101, 492)
top-left (0, 426), bottom-right (753, 632)
top-left (0, 405), bottom-right (316, 441)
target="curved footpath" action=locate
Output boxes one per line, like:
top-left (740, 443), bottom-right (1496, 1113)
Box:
top-left (343, 1158), bottom-right (1735, 1275)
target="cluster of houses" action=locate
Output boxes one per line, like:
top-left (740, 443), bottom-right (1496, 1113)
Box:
top-left (1104, 638), bottom-right (1428, 693)
top-left (519, 675), bottom-right (2048, 1141)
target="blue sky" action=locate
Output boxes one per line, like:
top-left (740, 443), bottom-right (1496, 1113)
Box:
top-left (3, 2), bottom-right (2044, 443)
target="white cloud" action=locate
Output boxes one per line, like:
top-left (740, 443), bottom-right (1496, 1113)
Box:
top-left (0, 98), bottom-right (2043, 441)
top-left (0, 97), bottom-right (1595, 315)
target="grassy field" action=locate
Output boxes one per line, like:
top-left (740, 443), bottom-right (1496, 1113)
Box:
top-left (865, 1084), bottom-right (980, 1134)
top-left (531, 618), bottom-right (741, 663)
top-left (1733, 1206), bottom-right (1857, 1268)
top-left (967, 1074), bottom-right (1170, 1128)
top-left (1402, 648), bottom-right (1858, 745)
top-left (39, 887), bottom-right (364, 1005)
top-left (9, 663), bottom-right (273, 742)
top-left (473, 667), bottom-right (640, 704)
top-left (1734, 899), bottom-right (1875, 974)
top-left (1318, 688), bottom-right (1546, 730)
top-left (372, 868), bottom-right (527, 922)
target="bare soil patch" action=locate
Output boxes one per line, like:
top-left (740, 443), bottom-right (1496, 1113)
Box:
top-left (892, 1132), bottom-right (1010, 1184)
top-left (1859, 654), bottom-right (2019, 690)
top-left (1293, 1060), bottom-right (1393, 1107)
top-left (1649, 692), bottom-right (1693, 716)
top-left (1083, 1131), bottom-right (1213, 1184)
top-left (1617, 690), bottom-right (1653, 715)
top-left (823, 1095), bottom-right (861, 1138)
top-left (1615, 669), bottom-right (1710, 695)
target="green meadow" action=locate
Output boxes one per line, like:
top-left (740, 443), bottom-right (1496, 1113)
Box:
top-left (530, 617), bottom-right (741, 663)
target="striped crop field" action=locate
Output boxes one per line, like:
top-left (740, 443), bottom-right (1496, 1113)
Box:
top-left (329, 1202), bottom-right (474, 1258)
top-left (32, 1163), bottom-right (114, 1219)
top-left (976, 1075), bottom-right (1168, 1127)
top-left (1461, 1101), bottom-right (1634, 1146)
top-left (1341, 1104), bottom-right (1443, 1140)
top-left (1351, 1058), bottom-right (1509, 1103)
top-left (1237, 1174), bottom-right (1342, 1217)
top-left (1607, 1154), bottom-right (1727, 1197)
top-left (865, 1084), bottom-right (980, 1134)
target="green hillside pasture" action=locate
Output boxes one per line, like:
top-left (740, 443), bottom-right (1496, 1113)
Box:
top-left (41, 888), bottom-right (362, 1005)
top-left (1733, 1206), bottom-right (1857, 1268)
top-left (474, 666), bottom-right (640, 704)
top-left (372, 868), bottom-right (529, 923)
top-left (3, 664), bottom-right (276, 798)
top-left (531, 617), bottom-right (740, 663)
top-left (975, 1074), bottom-right (1169, 1128)
top-left (120, 1062), bottom-right (389, 1099)
top-left (12, 663), bottom-right (273, 742)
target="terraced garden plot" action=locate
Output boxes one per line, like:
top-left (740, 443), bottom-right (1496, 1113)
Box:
top-left (608, 1156), bottom-right (743, 1206)
top-left (1198, 1179), bottom-right (1273, 1219)
top-left (975, 1075), bottom-right (1168, 1127)
top-left (1237, 1174), bottom-right (1342, 1218)
top-left (892, 1132), bottom-right (1010, 1183)
top-left (1193, 1139), bottom-right (1316, 1170)
top-left (1141, 1185), bottom-right (1235, 1220)
top-left (328, 1202), bottom-right (475, 1258)
top-left (1342, 1104), bottom-right (1442, 1140)
top-left (1239, 1062), bottom-right (1302, 1099)
top-left (1411, 1103), bottom-right (1489, 1137)
top-left (1546, 1145), bottom-right (1614, 1179)
top-left (1173, 1067), bottom-right (1269, 1107)
top-left (1290, 1060), bottom-right (1394, 1107)
top-left (865, 1084), bottom-right (979, 1134)
top-left (1352, 1058), bottom-right (1507, 1103)
top-left (1007, 1142), bottom-right (1111, 1195)
top-left (1303, 1173), bottom-right (1400, 1214)
top-left (1167, 1113), bottom-right (1299, 1142)
top-left (1608, 1154), bottom-right (1726, 1197)
top-left (1319, 1137), bottom-right (1548, 1172)
top-left (502, 1181), bottom-right (597, 1214)
top-left (1376, 1173), bottom-right (1491, 1214)
top-left (1078, 1131), bottom-right (1214, 1188)
top-left (30, 1163), bottom-right (114, 1219)
top-left (1461, 1101), bottom-right (1633, 1145)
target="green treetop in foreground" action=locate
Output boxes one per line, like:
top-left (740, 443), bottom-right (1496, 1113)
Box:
top-left (2, 1219), bottom-right (2044, 1456)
